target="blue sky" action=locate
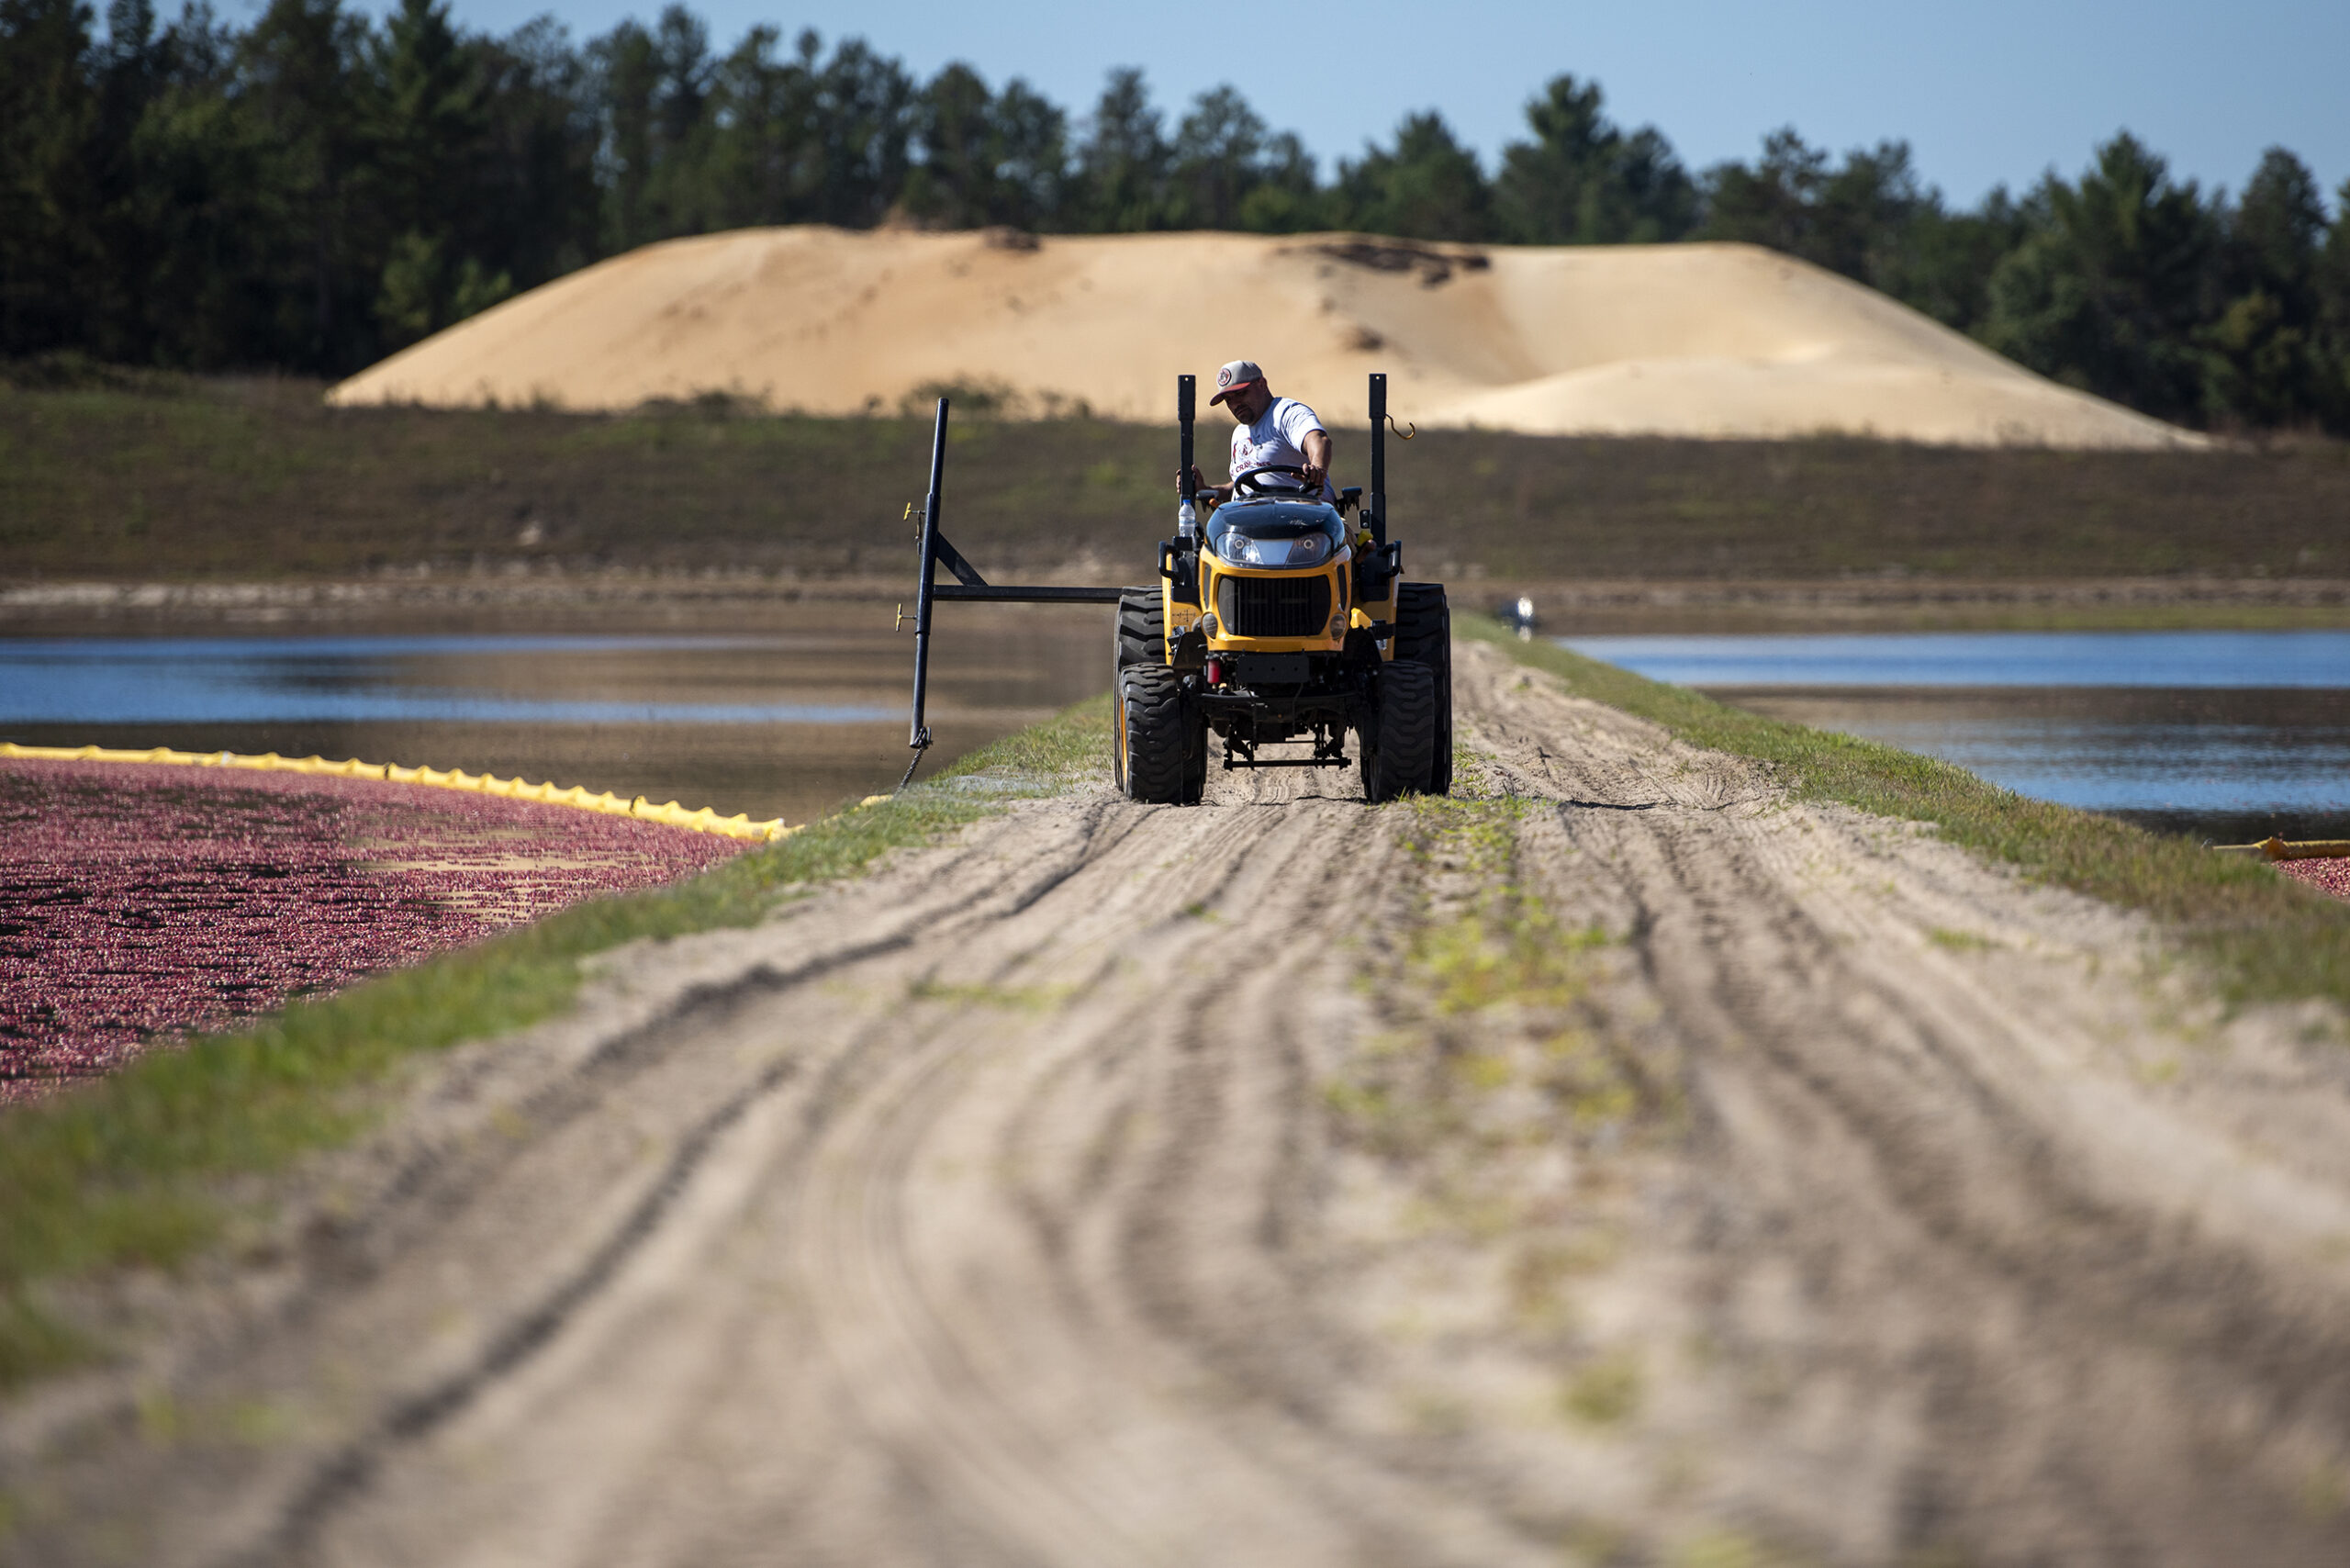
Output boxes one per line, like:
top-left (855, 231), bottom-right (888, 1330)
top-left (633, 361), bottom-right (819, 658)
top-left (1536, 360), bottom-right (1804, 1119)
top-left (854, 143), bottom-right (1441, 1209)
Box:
top-left (333, 0), bottom-right (2346, 210)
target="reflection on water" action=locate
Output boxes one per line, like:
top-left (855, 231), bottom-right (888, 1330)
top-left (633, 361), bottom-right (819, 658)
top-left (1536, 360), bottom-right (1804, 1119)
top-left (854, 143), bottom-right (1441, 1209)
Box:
top-left (24, 622), bottom-right (2343, 840)
top-left (1, 635), bottom-right (894, 724)
top-left (3, 606), bottom-right (1113, 827)
top-left (1564, 633), bottom-right (2350, 840)
top-left (1565, 631), bottom-right (2350, 689)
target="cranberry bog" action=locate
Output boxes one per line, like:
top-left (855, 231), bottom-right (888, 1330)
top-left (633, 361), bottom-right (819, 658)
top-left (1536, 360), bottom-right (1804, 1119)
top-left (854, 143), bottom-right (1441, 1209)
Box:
top-left (2279, 855), bottom-right (2350, 901)
top-left (0, 758), bottom-right (751, 1101)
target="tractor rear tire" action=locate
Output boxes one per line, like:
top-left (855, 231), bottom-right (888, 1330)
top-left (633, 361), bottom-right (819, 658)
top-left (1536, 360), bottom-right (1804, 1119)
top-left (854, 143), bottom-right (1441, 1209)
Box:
top-left (1361, 658), bottom-right (1438, 803)
top-left (1116, 665), bottom-right (1202, 804)
top-left (1115, 588), bottom-right (1163, 669)
top-left (1394, 582), bottom-right (1453, 796)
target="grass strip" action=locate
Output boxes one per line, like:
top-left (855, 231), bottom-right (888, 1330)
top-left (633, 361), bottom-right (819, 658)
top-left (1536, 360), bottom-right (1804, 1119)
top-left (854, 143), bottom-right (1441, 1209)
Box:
top-left (1460, 613), bottom-right (2350, 1011)
top-left (0, 698), bottom-right (1111, 1392)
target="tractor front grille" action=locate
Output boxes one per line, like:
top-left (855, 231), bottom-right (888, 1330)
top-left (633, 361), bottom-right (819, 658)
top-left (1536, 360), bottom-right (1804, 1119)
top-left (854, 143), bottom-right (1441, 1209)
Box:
top-left (1218, 574), bottom-right (1331, 639)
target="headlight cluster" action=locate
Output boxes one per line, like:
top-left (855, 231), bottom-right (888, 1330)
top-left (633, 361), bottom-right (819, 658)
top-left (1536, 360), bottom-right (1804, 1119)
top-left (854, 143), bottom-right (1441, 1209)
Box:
top-left (1218, 532), bottom-right (1331, 567)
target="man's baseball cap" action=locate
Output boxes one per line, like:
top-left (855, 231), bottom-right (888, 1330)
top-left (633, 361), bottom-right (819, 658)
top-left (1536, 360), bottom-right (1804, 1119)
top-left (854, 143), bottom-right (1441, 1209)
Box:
top-left (1209, 359), bottom-right (1265, 406)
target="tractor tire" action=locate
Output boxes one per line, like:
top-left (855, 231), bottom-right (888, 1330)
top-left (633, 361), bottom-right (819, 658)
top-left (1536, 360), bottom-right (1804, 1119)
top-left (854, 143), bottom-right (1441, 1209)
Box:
top-left (1182, 715), bottom-right (1211, 800)
top-left (1394, 582), bottom-right (1454, 796)
top-left (1360, 658), bottom-right (1438, 803)
top-left (1115, 587), bottom-right (1163, 669)
top-left (1116, 665), bottom-right (1202, 804)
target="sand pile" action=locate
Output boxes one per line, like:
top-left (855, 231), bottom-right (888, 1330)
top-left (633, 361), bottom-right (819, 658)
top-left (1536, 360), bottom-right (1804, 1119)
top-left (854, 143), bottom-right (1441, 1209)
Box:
top-left (330, 228), bottom-right (2194, 448)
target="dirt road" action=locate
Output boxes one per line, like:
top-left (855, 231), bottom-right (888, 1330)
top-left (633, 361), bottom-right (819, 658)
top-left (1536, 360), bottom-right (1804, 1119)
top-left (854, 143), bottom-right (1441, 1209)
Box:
top-left (11, 639), bottom-right (2350, 1566)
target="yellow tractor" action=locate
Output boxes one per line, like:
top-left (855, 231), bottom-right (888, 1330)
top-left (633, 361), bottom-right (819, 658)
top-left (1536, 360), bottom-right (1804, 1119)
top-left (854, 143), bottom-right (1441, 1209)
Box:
top-left (899, 373), bottom-right (1449, 804)
top-left (1113, 373), bottom-right (1451, 803)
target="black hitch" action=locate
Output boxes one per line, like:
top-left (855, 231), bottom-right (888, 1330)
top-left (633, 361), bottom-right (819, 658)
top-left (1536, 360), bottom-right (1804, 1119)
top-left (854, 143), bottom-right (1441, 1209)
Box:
top-left (1221, 717), bottom-right (1352, 770)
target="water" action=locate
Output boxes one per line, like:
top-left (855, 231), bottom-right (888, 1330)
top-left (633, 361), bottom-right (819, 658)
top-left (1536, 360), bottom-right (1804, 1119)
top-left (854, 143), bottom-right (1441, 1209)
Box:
top-left (1564, 632), bottom-right (2350, 690)
top-left (0, 636), bottom-right (895, 724)
top-left (1562, 632), bottom-right (2350, 840)
top-left (1, 606), bottom-right (1111, 828)
top-left (16, 622), bottom-right (2345, 841)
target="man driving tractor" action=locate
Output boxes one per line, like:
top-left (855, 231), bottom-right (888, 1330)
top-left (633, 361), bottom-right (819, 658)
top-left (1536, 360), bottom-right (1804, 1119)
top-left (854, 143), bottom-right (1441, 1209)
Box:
top-left (1186, 359), bottom-right (1337, 504)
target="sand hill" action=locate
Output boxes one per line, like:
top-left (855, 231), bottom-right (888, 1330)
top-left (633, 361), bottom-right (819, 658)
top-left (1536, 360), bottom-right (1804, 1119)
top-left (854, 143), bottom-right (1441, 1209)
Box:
top-left (330, 228), bottom-right (2195, 448)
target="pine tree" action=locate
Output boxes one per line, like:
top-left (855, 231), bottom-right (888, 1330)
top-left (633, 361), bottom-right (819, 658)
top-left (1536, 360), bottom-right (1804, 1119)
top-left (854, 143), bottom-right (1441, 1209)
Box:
top-left (1336, 112), bottom-right (1490, 242)
top-left (1495, 75), bottom-right (1695, 245)
top-left (2201, 148), bottom-right (2329, 428)
top-left (1076, 67), bottom-right (1170, 232)
top-left (2321, 180), bottom-right (2350, 429)
top-left (371, 0), bottom-right (506, 348)
top-left (0, 0), bottom-right (100, 355)
top-left (240, 0), bottom-right (376, 369)
top-left (1980, 134), bottom-right (2221, 423)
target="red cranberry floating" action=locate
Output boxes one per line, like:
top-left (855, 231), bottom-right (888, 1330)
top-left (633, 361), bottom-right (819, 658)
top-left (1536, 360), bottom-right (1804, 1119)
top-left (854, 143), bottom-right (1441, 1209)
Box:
top-left (0, 760), bottom-right (748, 1103)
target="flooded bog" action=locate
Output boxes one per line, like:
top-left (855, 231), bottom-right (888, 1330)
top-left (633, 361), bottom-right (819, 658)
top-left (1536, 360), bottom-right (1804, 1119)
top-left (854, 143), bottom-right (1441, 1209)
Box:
top-left (1566, 631), bottom-right (2350, 842)
top-left (0, 599), bottom-right (1117, 1092)
top-left (0, 601), bottom-right (1112, 827)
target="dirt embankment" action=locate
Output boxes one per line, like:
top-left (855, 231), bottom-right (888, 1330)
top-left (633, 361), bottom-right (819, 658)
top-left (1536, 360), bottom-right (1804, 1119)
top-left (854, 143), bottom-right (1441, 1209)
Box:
top-left (9, 642), bottom-right (2350, 1565)
top-left (11, 377), bottom-right (2345, 588)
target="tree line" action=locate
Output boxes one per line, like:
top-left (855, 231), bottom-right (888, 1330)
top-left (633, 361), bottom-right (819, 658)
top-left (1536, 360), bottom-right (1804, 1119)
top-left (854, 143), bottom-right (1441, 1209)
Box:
top-left (6, 0), bottom-right (2348, 432)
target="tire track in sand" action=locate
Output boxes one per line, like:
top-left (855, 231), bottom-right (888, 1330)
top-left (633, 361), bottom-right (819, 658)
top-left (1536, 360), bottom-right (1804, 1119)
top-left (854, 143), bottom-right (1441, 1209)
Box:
top-left (10, 640), bottom-right (2350, 1567)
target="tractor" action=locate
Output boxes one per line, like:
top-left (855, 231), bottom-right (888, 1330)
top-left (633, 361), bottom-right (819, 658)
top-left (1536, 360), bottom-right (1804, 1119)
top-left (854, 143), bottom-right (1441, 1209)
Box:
top-left (900, 373), bottom-right (1450, 804)
top-left (1113, 375), bottom-right (1451, 803)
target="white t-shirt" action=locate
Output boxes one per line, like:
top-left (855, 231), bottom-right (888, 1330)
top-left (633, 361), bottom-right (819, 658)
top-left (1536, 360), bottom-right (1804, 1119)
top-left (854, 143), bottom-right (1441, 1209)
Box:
top-left (1228, 397), bottom-right (1332, 499)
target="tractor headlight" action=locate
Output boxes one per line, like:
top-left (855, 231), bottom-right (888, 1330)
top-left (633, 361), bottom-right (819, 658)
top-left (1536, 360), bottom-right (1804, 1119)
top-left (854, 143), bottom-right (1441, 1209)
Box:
top-left (1220, 532), bottom-right (1330, 567)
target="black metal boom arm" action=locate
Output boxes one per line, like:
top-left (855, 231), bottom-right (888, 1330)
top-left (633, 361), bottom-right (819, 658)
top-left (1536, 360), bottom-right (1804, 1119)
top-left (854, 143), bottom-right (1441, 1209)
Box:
top-left (900, 396), bottom-right (1122, 787)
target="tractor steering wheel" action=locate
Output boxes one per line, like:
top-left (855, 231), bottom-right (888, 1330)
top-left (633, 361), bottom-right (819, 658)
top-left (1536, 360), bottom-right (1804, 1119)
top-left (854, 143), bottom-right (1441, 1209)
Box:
top-left (1231, 465), bottom-right (1316, 498)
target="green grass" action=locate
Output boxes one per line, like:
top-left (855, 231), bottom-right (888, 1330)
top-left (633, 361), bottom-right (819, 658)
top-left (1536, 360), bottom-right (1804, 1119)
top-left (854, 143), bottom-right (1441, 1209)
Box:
top-left (0, 697), bottom-right (1111, 1393)
top-left (1561, 1351), bottom-right (1646, 1427)
top-left (1462, 614), bottom-right (2350, 1012)
top-left (1390, 796), bottom-right (1606, 1018)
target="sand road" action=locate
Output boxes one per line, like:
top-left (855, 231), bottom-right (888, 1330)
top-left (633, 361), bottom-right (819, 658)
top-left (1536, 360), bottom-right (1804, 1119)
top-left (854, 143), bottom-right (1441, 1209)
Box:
top-left (10, 641), bottom-right (2350, 1566)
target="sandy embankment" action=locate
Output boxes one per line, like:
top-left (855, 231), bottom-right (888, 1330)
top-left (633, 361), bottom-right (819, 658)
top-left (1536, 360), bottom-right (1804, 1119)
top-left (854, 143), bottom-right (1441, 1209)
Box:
top-left (330, 228), bottom-right (2195, 449)
top-left (10, 641), bottom-right (2350, 1566)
